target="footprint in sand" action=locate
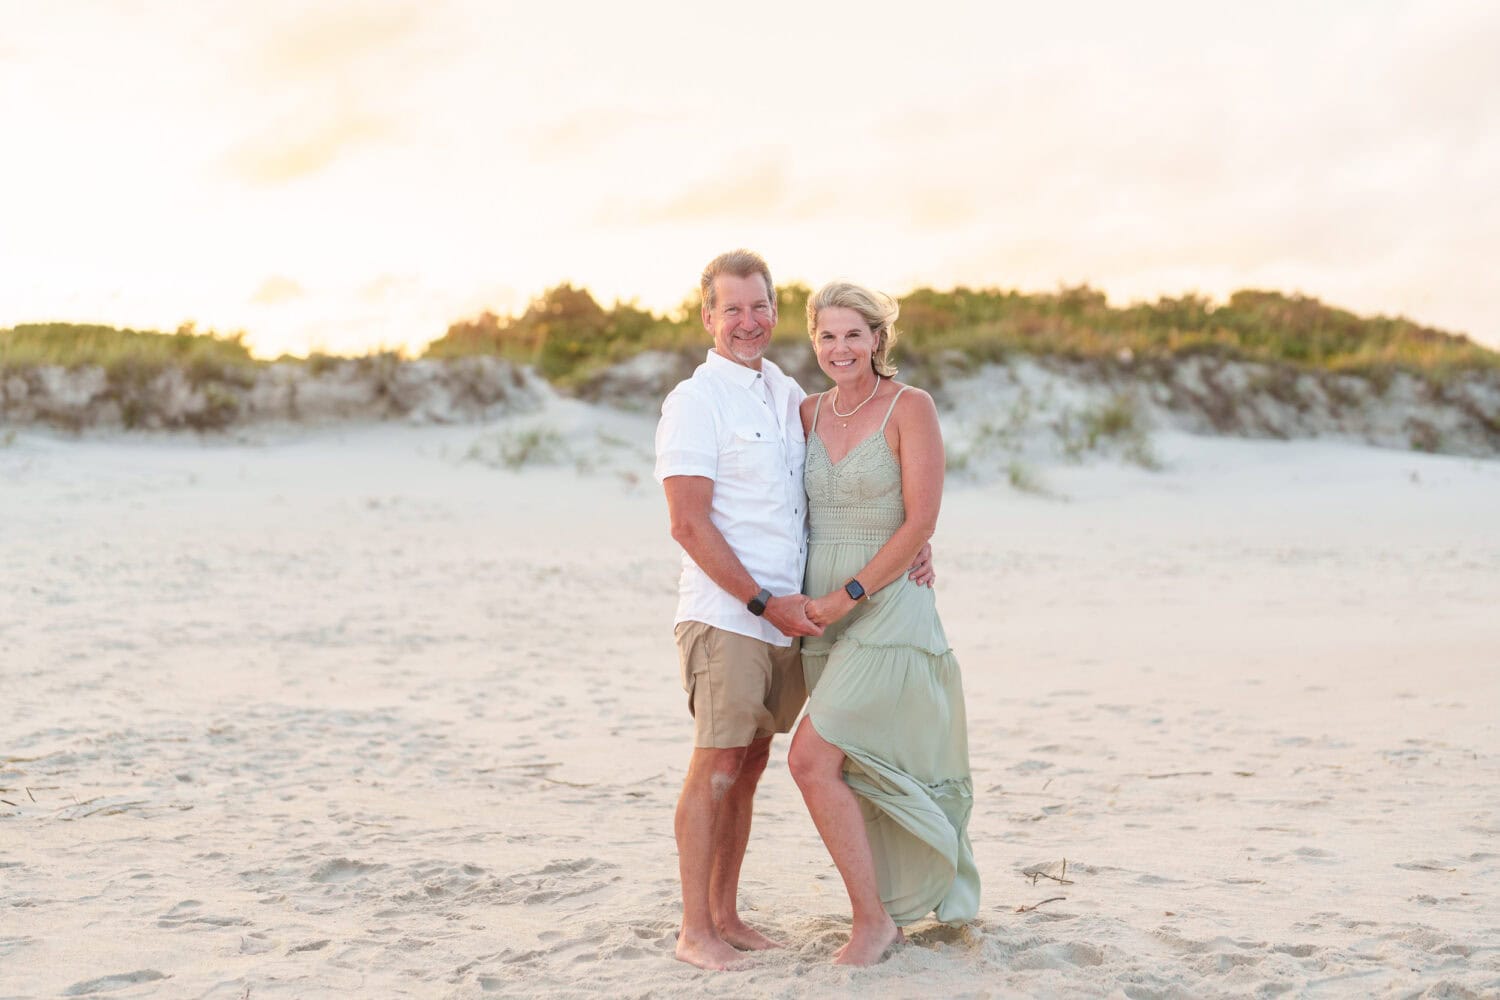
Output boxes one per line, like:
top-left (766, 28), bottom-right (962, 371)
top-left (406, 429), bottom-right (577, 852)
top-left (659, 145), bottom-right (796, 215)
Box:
top-left (1011, 941), bottom-right (1105, 969)
top-left (63, 970), bottom-right (167, 995)
top-left (311, 858), bottom-right (387, 883)
top-left (1273, 943), bottom-right (1319, 958)
top-left (157, 898), bottom-right (248, 930)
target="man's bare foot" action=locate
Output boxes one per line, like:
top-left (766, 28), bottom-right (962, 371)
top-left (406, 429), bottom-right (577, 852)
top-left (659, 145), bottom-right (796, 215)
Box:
top-left (833, 920), bottom-right (902, 966)
top-left (716, 919), bottom-right (783, 951)
top-left (675, 929), bottom-right (745, 971)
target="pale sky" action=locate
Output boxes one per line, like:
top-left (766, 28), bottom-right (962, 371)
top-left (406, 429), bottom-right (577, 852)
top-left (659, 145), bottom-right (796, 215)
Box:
top-left (2, 0), bottom-right (1497, 357)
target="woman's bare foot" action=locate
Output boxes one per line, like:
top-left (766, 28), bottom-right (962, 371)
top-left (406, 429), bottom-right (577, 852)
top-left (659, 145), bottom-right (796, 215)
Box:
top-left (716, 919), bottom-right (783, 951)
top-left (833, 925), bottom-right (903, 961)
top-left (834, 919), bottom-right (902, 966)
top-left (675, 929), bottom-right (745, 970)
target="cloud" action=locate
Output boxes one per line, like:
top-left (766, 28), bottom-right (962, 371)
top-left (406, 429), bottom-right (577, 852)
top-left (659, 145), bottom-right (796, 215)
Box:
top-left (251, 275), bottom-right (306, 305)
top-left (521, 107), bottom-right (676, 161)
top-left (224, 107), bottom-right (395, 185)
top-left (597, 159), bottom-right (795, 225)
top-left (220, 1), bottom-right (440, 185)
top-left (358, 274), bottom-right (419, 303)
top-left (251, 2), bottom-right (429, 83)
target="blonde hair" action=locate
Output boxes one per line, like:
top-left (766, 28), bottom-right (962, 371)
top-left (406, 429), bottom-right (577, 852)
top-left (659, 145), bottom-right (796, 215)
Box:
top-left (701, 249), bottom-right (774, 311)
top-left (807, 281), bottom-right (900, 377)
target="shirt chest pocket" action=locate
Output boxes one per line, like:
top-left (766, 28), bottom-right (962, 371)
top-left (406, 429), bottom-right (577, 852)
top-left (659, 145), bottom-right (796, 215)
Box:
top-left (725, 427), bottom-right (783, 484)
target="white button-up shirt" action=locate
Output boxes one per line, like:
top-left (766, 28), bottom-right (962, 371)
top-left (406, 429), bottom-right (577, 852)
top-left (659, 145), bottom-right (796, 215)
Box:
top-left (654, 351), bottom-right (808, 646)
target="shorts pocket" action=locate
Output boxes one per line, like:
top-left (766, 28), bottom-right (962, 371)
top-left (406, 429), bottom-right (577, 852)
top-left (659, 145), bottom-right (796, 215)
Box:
top-left (676, 622), bottom-right (711, 700)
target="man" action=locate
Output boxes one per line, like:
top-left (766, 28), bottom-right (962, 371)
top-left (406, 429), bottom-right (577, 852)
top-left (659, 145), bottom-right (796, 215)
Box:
top-left (653, 250), bottom-right (931, 970)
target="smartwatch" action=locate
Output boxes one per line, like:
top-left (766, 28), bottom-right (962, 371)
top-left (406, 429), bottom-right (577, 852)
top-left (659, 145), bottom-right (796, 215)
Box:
top-left (747, 587), bottom-right (772, 616)
top-left (843, 578), bottom-right (868, 602)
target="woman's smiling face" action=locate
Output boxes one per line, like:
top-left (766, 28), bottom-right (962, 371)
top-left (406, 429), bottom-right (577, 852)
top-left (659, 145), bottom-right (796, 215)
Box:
top-left (814, 306), bottom-right (877, 383)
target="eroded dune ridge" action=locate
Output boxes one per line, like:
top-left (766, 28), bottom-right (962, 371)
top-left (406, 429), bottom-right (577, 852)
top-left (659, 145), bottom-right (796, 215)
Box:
top-left (0, 355), bottom-right (546, 431)
top-left (1, 406), bottom-right (1498, 997)
top-left (3, 348), bottom-right (1499, 460)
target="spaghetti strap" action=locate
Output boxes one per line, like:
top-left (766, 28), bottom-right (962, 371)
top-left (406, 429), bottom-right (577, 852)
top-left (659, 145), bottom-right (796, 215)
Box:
top-left (811, 391), bottom-right (828, 433)
top-left (879, 384), bottom-right (910, 431)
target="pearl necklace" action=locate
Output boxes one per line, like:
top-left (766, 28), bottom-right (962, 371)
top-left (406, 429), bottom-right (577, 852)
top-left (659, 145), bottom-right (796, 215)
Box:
top-left (831, 375), bottom-right (881, 425)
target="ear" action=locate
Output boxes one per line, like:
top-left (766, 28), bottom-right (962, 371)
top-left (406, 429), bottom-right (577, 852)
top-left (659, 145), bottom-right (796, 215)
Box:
top-left (700, 302), bottom-right (712, 331)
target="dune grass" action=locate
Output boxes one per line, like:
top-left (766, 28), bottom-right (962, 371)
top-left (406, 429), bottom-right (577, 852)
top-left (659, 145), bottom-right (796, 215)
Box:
top-left (6, 283), bottom-right (1497, 393)
top-left (425, 283), bottom-right (1499, 387)
top-left (0, 322), bottom-right (261, 386)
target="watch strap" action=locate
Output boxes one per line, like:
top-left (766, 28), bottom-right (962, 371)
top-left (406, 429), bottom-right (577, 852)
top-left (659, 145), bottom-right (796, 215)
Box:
top-left (747, 587), bottom-right (772, 616)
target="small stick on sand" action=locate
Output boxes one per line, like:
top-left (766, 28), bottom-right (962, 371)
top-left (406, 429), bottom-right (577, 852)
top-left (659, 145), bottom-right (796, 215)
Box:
top-left (26, 787), bottom-right (36, 802)
top-left (1026, 858), bottom-right (1074, 886)
top-left (1146, 771), bottom-right (1212, 779)
top-left (0, 799), bottom-right (16, 807)
top-left (1016, 896), bottom-right (1066, 913)
top-left (1028, 870), bottom-right (1075, 886)
top-left (56, 795), bottom-right (98, 812)
top-left (541, 776), bottom-right (597, 789)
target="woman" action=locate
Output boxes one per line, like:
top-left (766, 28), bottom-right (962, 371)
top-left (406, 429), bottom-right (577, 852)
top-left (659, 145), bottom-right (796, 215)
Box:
top-left (787, 281), bottom-right (979, 965)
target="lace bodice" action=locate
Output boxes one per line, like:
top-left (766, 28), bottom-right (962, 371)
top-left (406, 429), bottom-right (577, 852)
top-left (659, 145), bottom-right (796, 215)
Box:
top-left (804, 386), bottom-right (908, 546)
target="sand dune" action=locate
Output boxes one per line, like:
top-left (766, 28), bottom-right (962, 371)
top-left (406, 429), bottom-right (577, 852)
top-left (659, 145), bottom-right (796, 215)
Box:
top-left (2, 403), bottom-right (1498, 998)
top-left (6, 352), bottom-right (1499, 459)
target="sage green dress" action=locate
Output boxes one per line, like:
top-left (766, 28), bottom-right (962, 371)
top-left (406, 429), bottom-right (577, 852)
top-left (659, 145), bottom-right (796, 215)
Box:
top-left (802, 387), bottom-right (980, 926)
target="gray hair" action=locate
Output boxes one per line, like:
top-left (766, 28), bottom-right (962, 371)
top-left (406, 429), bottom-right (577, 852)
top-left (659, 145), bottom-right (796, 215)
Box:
top-left (701, 249), bottom-right (774, 311)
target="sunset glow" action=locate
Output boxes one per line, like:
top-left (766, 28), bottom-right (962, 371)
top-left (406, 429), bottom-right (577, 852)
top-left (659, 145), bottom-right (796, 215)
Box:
top-left (2, 1), bottom-right (1497, 356)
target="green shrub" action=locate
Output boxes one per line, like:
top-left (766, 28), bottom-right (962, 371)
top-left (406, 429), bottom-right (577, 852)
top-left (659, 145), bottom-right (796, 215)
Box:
top-left (1, 322), bottom-right (256, 377)
top-left (7, 281), bottom-right (1495, 405)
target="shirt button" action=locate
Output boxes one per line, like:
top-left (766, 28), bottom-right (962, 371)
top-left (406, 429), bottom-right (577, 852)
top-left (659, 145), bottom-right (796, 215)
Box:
top-left (755, 432), bottom-right (761, 437)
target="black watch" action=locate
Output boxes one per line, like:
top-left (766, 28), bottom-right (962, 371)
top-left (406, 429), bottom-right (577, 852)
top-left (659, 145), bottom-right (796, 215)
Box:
top-left (844, 578), bottom-right (867, 602)
top-left (747, 588), bottom-right (772, 616)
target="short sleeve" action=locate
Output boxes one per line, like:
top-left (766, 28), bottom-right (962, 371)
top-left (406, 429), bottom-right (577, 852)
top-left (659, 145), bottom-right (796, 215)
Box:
top-left (654, 386), bottom-right (718, 483)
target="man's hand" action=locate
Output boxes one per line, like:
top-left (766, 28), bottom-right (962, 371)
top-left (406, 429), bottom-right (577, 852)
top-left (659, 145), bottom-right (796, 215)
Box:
top-left (763, 594), bottom-right (824, 638)
top-left (907, 541), bottom-right (936, 588)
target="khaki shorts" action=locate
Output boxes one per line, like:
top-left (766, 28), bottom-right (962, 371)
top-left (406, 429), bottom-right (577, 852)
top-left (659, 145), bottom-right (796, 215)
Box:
top-left (674, 621), bottom-right (806, 749)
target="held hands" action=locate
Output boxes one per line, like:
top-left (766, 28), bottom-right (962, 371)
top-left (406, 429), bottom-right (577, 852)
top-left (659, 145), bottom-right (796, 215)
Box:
top-left (764, 594), bottom-right (824, 638)
top-left (805, 590), bottom-right (856, 629)
top-left (805, 540), bottom-right (934, 630)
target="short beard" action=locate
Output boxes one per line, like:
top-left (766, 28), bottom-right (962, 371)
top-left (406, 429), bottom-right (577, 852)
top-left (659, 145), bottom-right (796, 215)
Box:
top-left (728, 338), bottom-right (767, 364)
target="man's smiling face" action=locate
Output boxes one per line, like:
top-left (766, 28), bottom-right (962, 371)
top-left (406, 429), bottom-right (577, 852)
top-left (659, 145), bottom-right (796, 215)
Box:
top-left (704, 272), bottom-right (777, 368)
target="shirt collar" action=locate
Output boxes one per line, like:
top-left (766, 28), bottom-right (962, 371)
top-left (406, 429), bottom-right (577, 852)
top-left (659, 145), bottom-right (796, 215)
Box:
top-left (704, 349), bottom-right (779, 390)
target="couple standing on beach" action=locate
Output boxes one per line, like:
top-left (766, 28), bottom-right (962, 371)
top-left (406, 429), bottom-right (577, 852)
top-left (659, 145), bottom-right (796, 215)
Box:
top-left (654, 250), bottom-right (979, 969)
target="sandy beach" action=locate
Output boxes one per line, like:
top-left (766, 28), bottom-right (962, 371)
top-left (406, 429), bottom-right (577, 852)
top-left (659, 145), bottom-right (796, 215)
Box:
top-left (3, 401), bottom-right (1498, 998)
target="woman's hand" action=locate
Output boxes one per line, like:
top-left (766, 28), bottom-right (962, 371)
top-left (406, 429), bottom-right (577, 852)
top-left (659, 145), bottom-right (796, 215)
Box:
top-left (907, 541), bottom-right (935, 588)
top-left (806, 589), bottom-right (856, 628)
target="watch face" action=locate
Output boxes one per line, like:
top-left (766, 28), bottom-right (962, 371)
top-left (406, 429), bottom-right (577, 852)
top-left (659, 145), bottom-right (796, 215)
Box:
top-left (844, 579), bottom-right (866, 602)
top-left (748, 588), bottom-right (771, 616)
